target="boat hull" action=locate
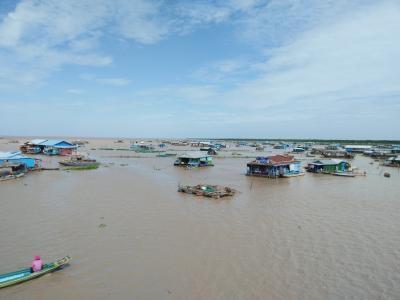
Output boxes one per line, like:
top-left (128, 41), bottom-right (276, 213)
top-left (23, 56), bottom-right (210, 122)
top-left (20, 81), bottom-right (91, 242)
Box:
top-left (281, 172), bottom-right (305, 178)
top-left (0, 256), bottom-right (70, 289)
top-left (59, 161), bottom-right (99, 167)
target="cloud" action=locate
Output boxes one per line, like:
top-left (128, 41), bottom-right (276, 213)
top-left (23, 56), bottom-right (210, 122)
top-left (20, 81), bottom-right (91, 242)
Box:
top-left (0, 0), bottom-right (263, 87)
top-left (79, 74), bottom-right (131, 86)
top-left (226, 1), bottom-right (400, 109)
top-left (235, 0), bottom-right (376, 47)
top-left (67, 88), bottom-right (84, 94)
top-left (181, 1), bottom-right (400, 114)
top-left (0, 0), bottom-right (399, 138)
top-left (192, 59), bottom-right (255, 82)
top-left (0, 0), bottom-right (170, 87)
top-left (96, 78), bottom-right (131, 86)
top-left (129, 1), bottom-right (400, 138)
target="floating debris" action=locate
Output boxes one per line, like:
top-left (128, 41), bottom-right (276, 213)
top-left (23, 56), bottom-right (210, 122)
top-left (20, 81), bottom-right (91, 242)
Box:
top-left (384, 172), bottom-right (391, 178)
top-left (98, 223), bottom-right (107, 228)
top-left (178, 184), bottom-right (236, 199)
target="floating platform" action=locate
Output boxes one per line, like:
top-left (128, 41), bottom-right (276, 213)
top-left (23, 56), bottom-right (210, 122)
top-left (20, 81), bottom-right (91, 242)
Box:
top-left (178, 184), bottom-right (236, 199)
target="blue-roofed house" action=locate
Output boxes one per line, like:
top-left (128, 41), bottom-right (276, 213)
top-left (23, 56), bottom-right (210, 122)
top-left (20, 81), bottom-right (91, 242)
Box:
top-left (40, 140), bottom-right (77, 156)
top-left (20, 139), bottom-right (77, 156)
top-left (0, 151), bottom-right (41, 169)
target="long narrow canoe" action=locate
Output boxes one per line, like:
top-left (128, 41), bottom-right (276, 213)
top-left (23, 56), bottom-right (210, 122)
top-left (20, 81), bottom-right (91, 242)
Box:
top-left (0, 256), bottom-right (70, 289)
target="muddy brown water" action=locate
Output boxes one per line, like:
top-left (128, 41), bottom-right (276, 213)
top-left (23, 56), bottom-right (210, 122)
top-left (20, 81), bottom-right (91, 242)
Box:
top-left (1, 139), bottom-right (400, 299)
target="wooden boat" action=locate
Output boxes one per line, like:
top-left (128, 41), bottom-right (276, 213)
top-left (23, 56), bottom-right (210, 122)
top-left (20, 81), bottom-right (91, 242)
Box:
top-left (59, 160), bottom-right (99, 167)
top-left (59, 155), bottom-right (99, 167)
top-left (0, 172), bottom-right (25, 182)
top-left (0, 256), bottom-right (70, 289)
top-left (281, 172), bottom-right (305, 178)
top-left (331, 172), bottom-right (355, 177)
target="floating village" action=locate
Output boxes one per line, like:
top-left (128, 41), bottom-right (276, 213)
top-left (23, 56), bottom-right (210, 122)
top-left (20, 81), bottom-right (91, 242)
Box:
top-left (1, 137), bottom-right (399, 187)
top-left (1, 136), bottom-right (400, 290)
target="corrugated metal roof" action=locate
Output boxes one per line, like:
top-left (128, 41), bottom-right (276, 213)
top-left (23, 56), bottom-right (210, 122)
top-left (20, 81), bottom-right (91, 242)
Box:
top-left (0, 151), bottom-right (23, 159)
top-left (39, 140), bottom-right (74, 147)
top-left (344, 145), bottom-right (372, 149)
top-left (248, 155), bottom-right (296, 166)
top-left (269, 155), bottom-right (295, 164)
top-left (178, 152), bottom-right (210, 159)
top-left (311, 159), bottom-right (346, 165)
top-left (29, 139), bottom-right (47, 145)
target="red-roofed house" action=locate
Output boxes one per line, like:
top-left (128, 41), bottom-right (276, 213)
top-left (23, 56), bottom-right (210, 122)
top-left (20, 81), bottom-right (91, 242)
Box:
top-left (247, 155), bottom-right (304, 178)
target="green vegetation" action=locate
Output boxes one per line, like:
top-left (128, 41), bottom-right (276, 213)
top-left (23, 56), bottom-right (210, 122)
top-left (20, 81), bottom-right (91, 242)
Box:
top-left (64, 164), bottom-right (99, 170)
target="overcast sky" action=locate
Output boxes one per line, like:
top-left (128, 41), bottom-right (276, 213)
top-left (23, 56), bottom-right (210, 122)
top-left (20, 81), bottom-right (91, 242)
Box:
top-left (0, 0), bottom-right (399, 139)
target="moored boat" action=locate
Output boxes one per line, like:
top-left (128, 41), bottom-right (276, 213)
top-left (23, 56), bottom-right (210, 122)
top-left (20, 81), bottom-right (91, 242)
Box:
top-left (0, 172), bottom-right (25, 181)
top-left (0, 256), bottom-right (70, 289)
top-left (281, 172), bottom-right (305, 178)
top-left (59, 155), bottom-right (99, 167)
top-left (59, 160), bottom-right (99, 167)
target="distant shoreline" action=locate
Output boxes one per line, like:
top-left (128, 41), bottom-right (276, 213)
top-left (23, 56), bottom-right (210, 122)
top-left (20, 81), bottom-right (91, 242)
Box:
top-left (0, 135), bottom-right (399, 145)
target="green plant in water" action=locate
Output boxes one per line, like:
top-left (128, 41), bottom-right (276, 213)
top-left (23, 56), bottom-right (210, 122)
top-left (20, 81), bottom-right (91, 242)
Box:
top-left (65, 164), bottom-right (99, 171)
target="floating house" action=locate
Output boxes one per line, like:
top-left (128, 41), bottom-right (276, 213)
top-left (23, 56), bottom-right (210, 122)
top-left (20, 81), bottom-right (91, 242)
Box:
top-left (306, 159), bottom-right (351, 174)
top-left (344, 145), bottom-right (372, 153)
top-left (214, 143), bottom-right (226, 149)
top-left (321, 150), bottom-right (354, 159)
top-left (246, 155), bottom-right (303, 178)
top-left (20, 139), bottom-right (47, 154)
top-left (236, 141), bottom-right (248, 147)
top-left (41, 140), bottom-right (77, 156)
top-left (383, 156), bottom-right (400, 167)
top-left (171, 141), bottom-right (189, 146)
top-left (0, 151), bottom-right (41, 169)
top-left (363, 149), bottom-right (393, 158)
top-left (325, 144), bottom-right (342, 150)
top-left (273, 143), bottom-right (290, 150)
top-left (0, 151), bottom-right (42, 180)
top-left (200, 147), bottom-right (218, 155)
top-left (174, 152), bottom-right (213, 167)
top-left (20, 139), bottom-right (77, 156)
top-left (190, 141), bottom-right (212, 148)
top-left (191, 141), bottom-right (223, 150)
top-left (130, 143), bottom-right (157, 153)
top-left (391, 145), bottom-right (400, 154)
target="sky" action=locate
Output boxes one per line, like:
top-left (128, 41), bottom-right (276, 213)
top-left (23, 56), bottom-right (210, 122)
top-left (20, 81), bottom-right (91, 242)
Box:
top-left (0, 0), bottom-right (399, 139)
